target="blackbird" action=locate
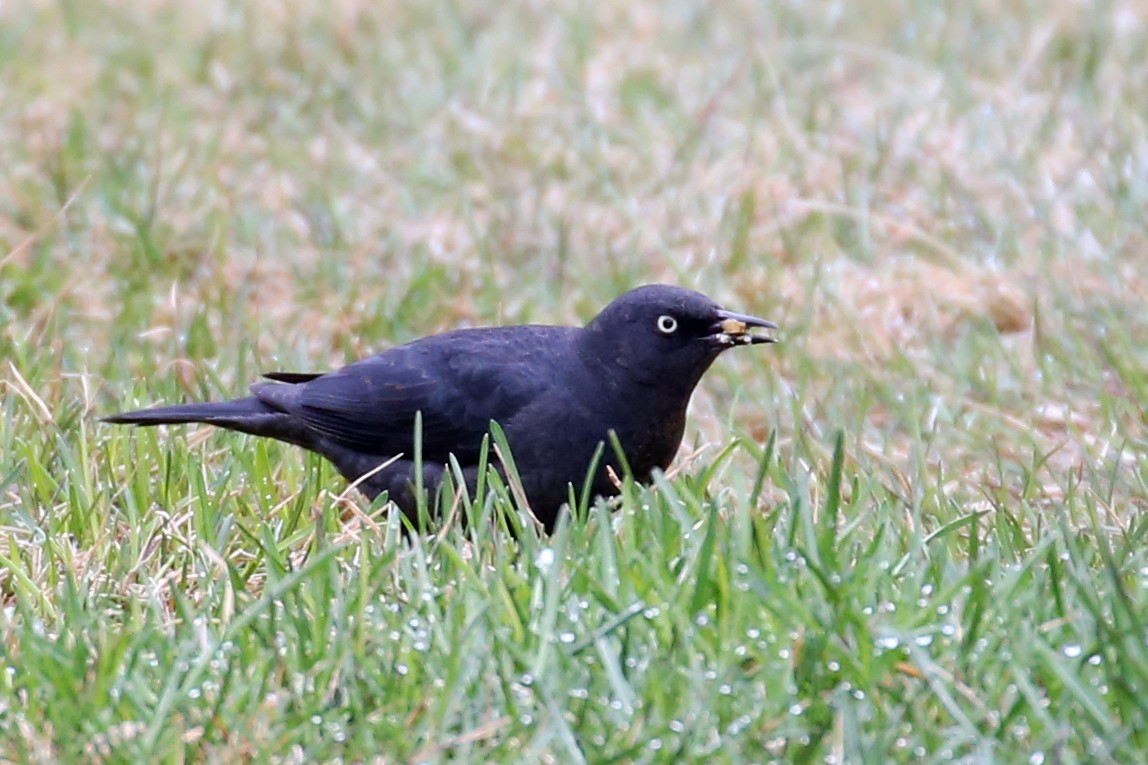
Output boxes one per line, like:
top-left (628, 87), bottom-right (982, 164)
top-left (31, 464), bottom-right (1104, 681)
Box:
top-left (104, 284), bottom-right (777, 529)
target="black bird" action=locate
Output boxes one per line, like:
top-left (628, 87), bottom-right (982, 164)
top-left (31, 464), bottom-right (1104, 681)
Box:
top-left (104, 284), bottom-right (777, 529)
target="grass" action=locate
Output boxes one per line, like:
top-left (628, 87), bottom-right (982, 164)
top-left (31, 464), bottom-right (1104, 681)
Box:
top-left (3, 0), bottom-right (1148, 761)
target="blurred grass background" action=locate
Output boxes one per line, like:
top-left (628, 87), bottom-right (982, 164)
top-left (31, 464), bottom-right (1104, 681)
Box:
top-left (2, 0), bottom-right (1148, 762)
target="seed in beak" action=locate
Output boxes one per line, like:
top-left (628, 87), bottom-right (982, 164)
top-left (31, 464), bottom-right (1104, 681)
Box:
top-left (720, 317), bottom-right (749, 335)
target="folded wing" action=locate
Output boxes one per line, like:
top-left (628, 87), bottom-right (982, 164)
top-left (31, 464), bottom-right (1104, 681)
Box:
top-left (252, 329), bottom-right (561, 462)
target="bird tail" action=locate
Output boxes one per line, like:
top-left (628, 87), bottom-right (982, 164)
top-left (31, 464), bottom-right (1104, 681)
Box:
top-left (102, 397), bottom-right (274, 426)
top-left (103, 397), bottom-right (315, 448)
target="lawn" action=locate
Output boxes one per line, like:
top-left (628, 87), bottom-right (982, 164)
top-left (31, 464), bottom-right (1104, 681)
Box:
top-left (2, 0), bottom-right (1148, 762)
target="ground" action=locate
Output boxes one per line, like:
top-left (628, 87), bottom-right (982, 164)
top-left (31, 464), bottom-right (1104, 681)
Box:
top-left (2, 0), bottom-right (1148, 762)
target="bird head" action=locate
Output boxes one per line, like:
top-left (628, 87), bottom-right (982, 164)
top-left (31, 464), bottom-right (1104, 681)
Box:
top-left (579, 284), bottom-right (777, 393)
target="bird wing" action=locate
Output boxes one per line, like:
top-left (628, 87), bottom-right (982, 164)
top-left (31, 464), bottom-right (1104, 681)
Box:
top-left (252, 328), bottom-right (565, 462)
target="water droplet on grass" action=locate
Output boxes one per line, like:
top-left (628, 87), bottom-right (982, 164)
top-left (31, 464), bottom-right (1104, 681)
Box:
top-left (534, 547), bottom-right (555, 570)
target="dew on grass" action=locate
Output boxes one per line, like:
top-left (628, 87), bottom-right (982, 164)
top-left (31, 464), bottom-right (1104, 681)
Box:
top-left (559, 631), bottom-right (575, 644)
top-left (783, 550), bottom-right (805, 566)
top-left (914, 634), bottom-right (933, 647)
top-left (534, 547), bottom-right (555, 571)
top-left (1063, 643), bottom-right (1083, 658)
top-left (875, 635), bottom-right (900, 651)
top-left (669, 719), bottom-right (685, 732)
top-left (726, 714), bottom-right (752, 736)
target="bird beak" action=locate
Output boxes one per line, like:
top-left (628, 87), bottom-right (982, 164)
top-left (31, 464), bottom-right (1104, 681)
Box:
top-left (708, 309), bottom-right (778, 346)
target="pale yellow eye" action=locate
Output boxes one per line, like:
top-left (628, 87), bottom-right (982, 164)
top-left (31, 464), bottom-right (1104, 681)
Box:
top-left (656, 315), bottom-right (678, 334)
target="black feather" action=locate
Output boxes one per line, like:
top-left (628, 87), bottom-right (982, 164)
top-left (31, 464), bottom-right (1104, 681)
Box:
top-left (262, 372), bottom-right (323, 384)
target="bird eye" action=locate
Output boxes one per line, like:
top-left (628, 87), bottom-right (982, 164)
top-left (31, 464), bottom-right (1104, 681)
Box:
top-left (656, 315), bottom-right (678, 335)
